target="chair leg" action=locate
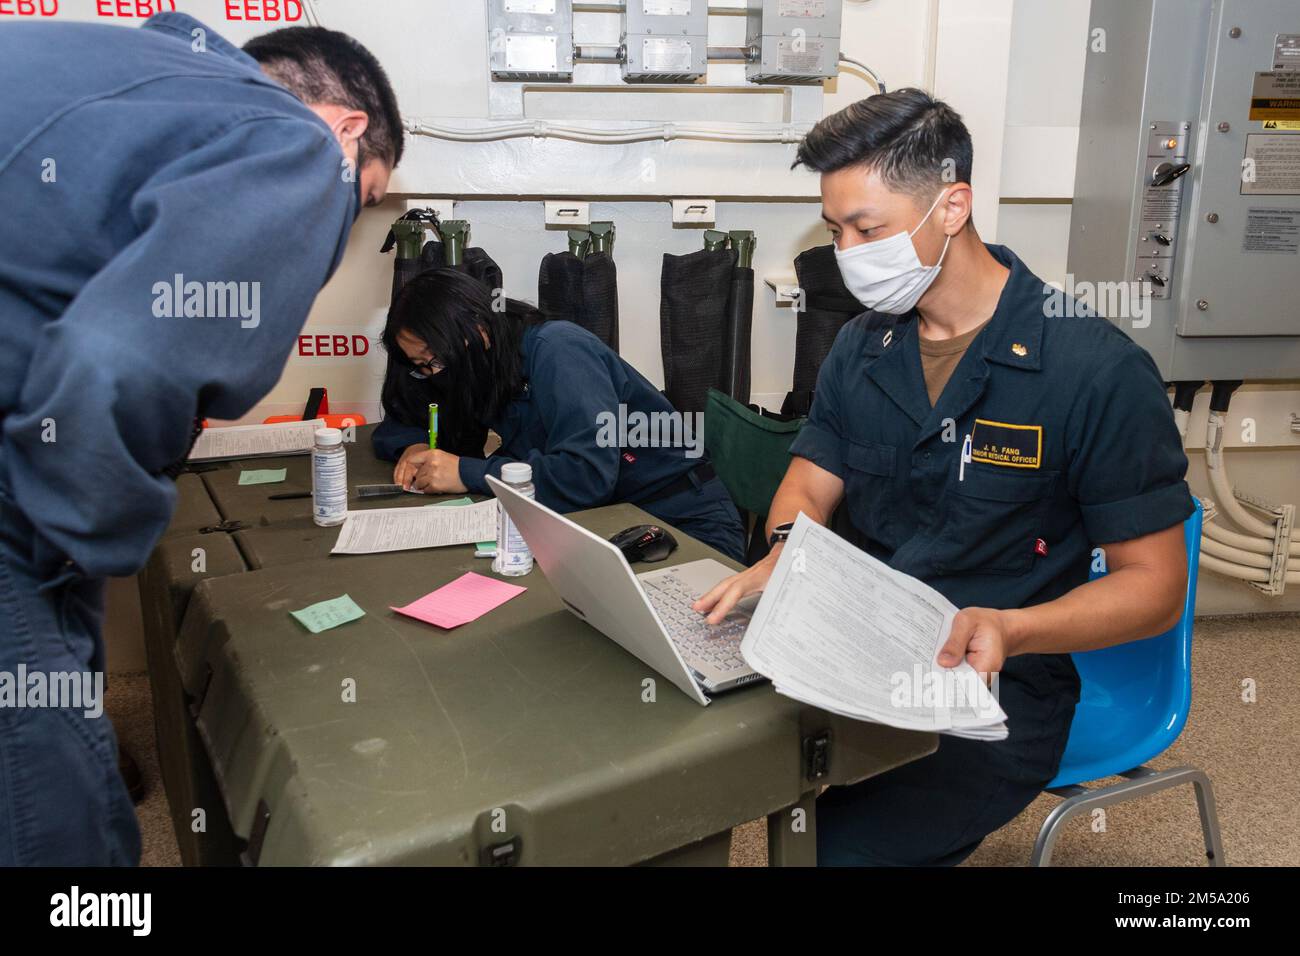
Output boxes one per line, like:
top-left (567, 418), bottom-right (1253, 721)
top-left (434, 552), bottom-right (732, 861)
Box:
top-left (1189, 768), bottom-right (1226, 866)
top-left (1031, 790), bottom-right (1082, 867)
top-left (1031, 765), bottom-right (1225, 867)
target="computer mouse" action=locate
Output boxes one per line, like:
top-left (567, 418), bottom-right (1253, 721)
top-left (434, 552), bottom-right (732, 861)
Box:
top-left (610, 524), bottom-right (678, 564)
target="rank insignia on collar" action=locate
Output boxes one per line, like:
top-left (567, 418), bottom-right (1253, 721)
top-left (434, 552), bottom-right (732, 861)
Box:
top-left (1011, 342), bottom-right (1028, 357)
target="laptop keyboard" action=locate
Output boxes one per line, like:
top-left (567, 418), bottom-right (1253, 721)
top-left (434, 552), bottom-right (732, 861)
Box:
top-left (641, 572), bottom-right (750, 674)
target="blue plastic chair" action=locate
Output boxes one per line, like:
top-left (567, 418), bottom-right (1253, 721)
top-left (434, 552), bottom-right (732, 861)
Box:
top-left (1032, 500), bottom-right (1225, 866)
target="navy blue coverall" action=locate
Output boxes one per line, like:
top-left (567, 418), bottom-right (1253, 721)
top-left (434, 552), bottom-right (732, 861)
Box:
top-left (373, 321), bottom-right (746, 561)
top-left (0, 13), bottom-right (357, 864)
top-left (790, 245), bottom-right (1194, 865)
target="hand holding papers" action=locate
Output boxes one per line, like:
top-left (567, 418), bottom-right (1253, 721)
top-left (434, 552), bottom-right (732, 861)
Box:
top-left (331, 499), bottom-right (499, 554)
top-left (740, 514), bottom-right (1008, 741)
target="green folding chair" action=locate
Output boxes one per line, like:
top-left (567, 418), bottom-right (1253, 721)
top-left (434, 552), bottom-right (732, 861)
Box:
top-left (703, 389), bottom-right (805, 563)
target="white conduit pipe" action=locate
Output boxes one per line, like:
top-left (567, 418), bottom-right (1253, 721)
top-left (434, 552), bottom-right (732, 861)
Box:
top-left (1201, 536), bottom-right (1272, 569)
top-left (1200, 552), bottom-right (1300, 585)
top-left (408, 120), bottom-right (811, 145)
top-left (1201, 537), bottom-right (1299, 571)
top-left (1203, 521), bottom-right (1272, 554)
top-left (1185, 390), bottom-right (1299, 588)
top-left (1204, 521), bottom-right (1300, 558)
top-left (1200, 553), bottom-right (1268, 582)
top-left (1204, 410), bottom-right (1295, 540)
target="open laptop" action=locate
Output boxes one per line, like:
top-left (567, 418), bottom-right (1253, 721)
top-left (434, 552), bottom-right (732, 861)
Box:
top-left (486, 474), bottom-right (764, 706)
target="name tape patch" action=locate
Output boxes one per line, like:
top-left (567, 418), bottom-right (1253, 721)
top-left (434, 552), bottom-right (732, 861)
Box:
top-left (970, 419), bottom-right (1042, 469)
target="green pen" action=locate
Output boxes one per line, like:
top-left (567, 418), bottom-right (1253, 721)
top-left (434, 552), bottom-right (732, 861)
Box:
top-left (428, 403), bottom-right (438, 450)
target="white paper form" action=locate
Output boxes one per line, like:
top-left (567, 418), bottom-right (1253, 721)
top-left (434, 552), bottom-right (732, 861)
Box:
top-left (740, 513), bottom-right (1007, 740)
top-left (187, 419), bottom-right (325, 462)
top-left (331, 499), bottom-right (499, 554)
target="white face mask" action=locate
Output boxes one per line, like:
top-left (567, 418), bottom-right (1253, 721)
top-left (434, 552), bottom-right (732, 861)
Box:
top-left (833, 189), bottom-right (953, 315)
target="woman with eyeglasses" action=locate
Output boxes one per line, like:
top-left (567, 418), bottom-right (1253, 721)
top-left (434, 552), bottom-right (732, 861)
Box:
top-left (371, 268), bottom-right (746, 562)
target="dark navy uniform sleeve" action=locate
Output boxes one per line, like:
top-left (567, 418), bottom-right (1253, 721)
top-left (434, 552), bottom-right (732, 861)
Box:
top-left (787, 321), bottom-right (855, 478)
top-left (1066, 342), bottom-right (1194, 544)
top-left (458, 327), bottom-right (623, 511)
top-left (373, 416), bottom-right (428, 462)
top-left (2, 116), bottom-right (353, 579)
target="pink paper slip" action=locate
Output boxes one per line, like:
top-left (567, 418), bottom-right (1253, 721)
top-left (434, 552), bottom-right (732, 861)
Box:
top-left (391, 572), bottom-right (527, 629)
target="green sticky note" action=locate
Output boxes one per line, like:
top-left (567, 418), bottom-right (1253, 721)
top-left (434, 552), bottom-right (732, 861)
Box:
top-left (239, 468), bottom-right (287, 486)
top-left (291, 594), bottom-right (365, 634)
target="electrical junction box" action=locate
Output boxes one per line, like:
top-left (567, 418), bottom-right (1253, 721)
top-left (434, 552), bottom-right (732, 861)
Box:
top-left (487, 0), bottom-right (574, 83)
top-left (622, 0), bottom-right (708, 84)
top-left (1069, 0), bottom-right (1300, 381)
top-left (745, 0), bottom-right (843, 85)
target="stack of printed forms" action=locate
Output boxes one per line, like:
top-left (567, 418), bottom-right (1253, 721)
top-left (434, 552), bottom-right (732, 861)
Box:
top-left (740, 513), bottom-right (1008, 741)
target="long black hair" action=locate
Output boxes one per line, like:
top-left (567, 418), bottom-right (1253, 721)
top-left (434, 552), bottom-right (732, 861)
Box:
top-left (380, 268), bottom-right (545, 452)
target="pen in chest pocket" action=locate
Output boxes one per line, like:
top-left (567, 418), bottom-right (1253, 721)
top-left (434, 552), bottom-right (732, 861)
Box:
top-left (959, 433), bottom-right (973, 482)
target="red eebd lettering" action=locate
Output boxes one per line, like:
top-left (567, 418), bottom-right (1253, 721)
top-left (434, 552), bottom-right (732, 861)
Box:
top-left (227, 0), bottom-right (301, 20)
top-left (97, 0), bottom-right (175, 16)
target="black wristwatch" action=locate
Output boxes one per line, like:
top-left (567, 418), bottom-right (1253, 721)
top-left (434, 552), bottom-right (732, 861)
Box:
top-left (768, 521), bottom-right (794, 548)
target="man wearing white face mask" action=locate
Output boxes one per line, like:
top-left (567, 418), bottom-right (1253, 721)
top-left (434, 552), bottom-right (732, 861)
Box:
top-left (695, 90), bottom-right (1193, 866)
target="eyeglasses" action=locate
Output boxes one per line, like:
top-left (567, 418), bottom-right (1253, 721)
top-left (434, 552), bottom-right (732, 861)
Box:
top-left (406, 356), bottom-right (446, 380)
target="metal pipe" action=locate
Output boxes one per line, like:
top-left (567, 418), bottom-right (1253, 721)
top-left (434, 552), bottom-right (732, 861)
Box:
top-left (574, 44), bottom-right (624, 63)
top-left (708, 46), bottom-right (754, 61)
top-left (573, 2), bottom-right (756, 11)
top-left (838, 54), bottom-right (886, 93)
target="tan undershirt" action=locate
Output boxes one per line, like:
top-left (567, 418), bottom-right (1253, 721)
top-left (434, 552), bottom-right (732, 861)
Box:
top-left (918, 318), bottom-right (993, 407)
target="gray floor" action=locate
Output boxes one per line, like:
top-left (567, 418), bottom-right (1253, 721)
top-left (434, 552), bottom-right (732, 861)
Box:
top-left (109, 613), bottom-right (1299, 868)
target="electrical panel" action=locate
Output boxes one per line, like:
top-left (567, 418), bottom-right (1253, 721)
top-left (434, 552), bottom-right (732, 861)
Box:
top-left (622, 0), bottom-right (709, 84)
top-left (745, 0), bottom-right (844, 84)
top-left (1069, 0), bottom-right (1300, 381)
top-left (487, 0), bottom-right (574, 83)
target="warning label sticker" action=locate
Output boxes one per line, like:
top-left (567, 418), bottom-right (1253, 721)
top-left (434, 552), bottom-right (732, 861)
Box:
top-left (1242, 134), bottom-right (1300, 195)
top-left (1243, 208), bottom-right (1300, 255)
top-left (1250, 72), bottom-right (1300, 121)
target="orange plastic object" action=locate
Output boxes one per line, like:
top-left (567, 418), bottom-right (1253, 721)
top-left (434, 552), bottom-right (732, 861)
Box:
top-left (262, 414), bottom-right (367, 428)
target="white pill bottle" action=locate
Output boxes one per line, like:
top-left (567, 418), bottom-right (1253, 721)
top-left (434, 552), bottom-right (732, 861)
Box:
top-left (493, 462), bottom-right (535, 577)
top-left (311, 427), bottom-right (348, 527)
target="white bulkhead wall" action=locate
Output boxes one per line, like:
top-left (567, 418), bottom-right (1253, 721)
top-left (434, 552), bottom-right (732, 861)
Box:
top-left (44, 0), bottom-right (1008, 416)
